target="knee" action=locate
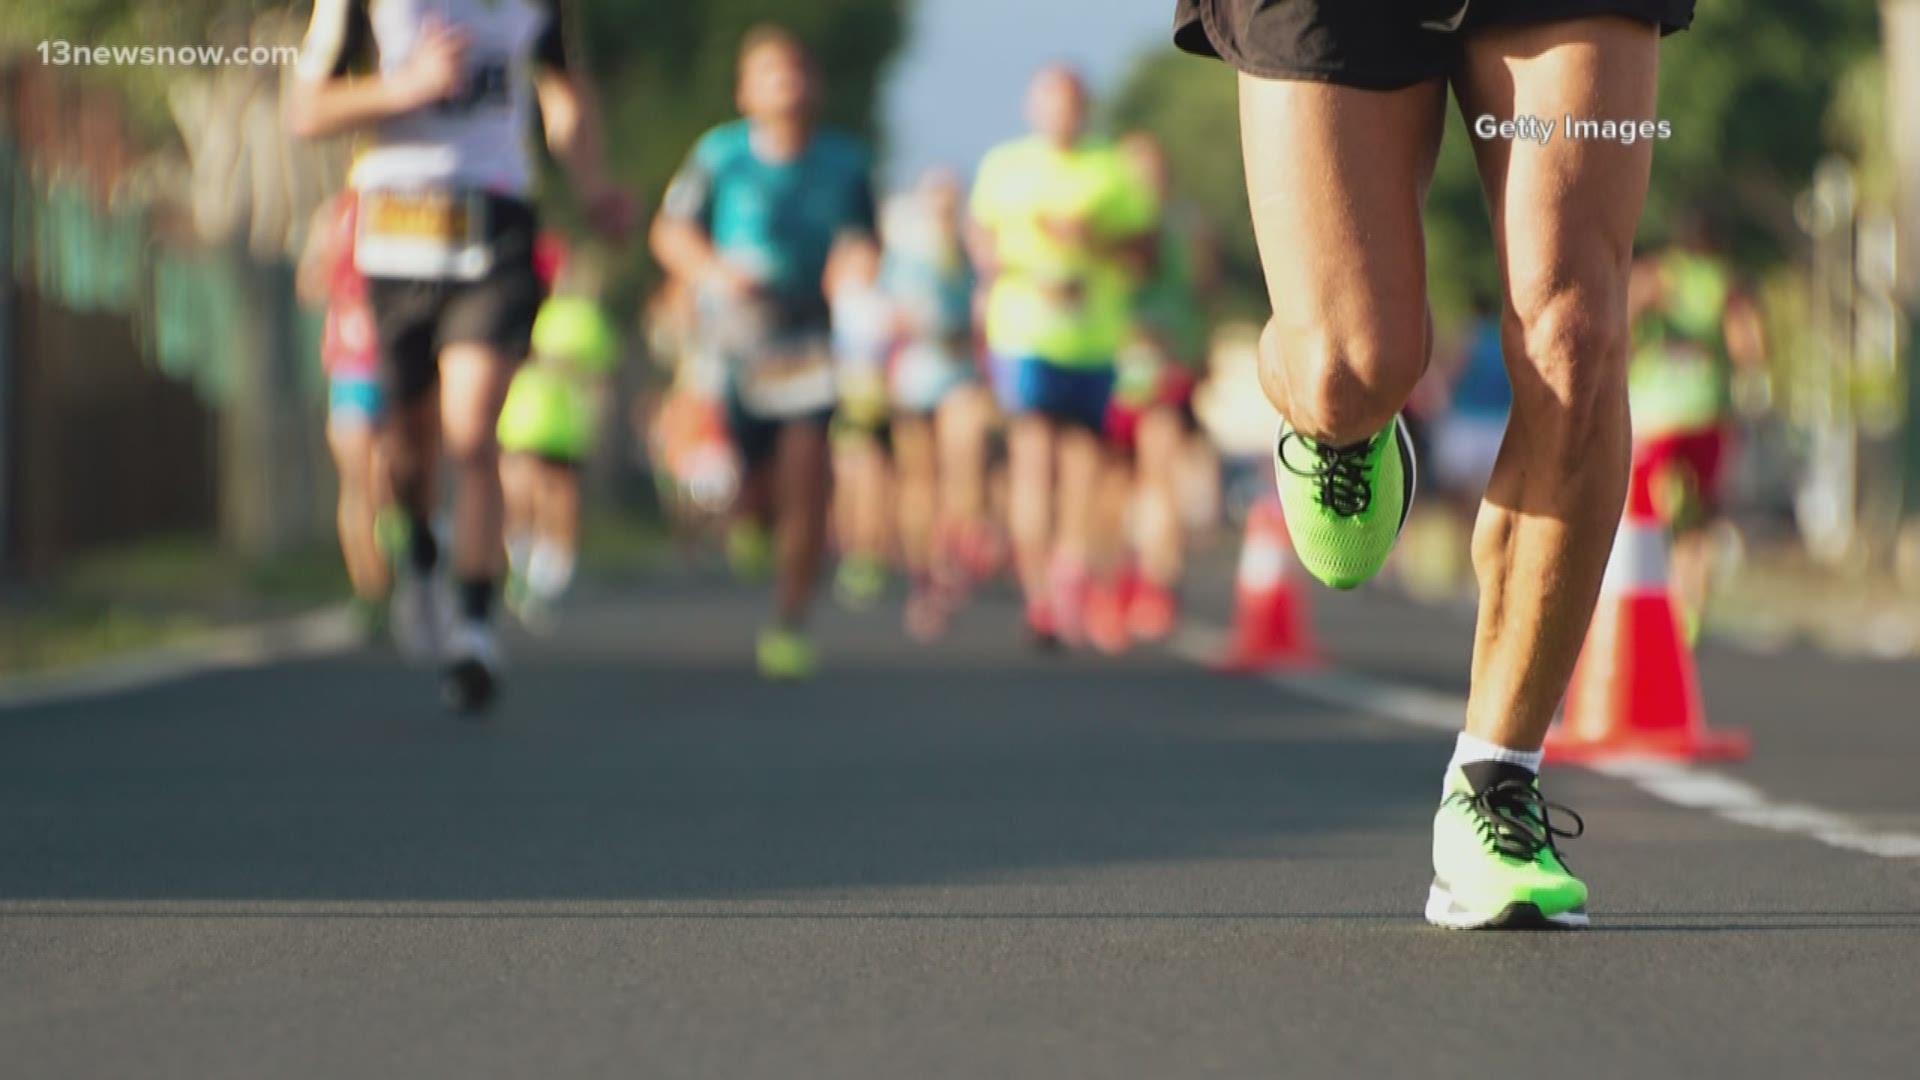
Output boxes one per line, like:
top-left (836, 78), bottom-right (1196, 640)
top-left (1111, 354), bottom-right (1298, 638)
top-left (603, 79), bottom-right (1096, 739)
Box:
top-left (1259, 317), bottom-right (1424, 444)
top-left (1505, 279), bottom-right (1630, 446)
top-left (442, 420), bottom-right (498, 470)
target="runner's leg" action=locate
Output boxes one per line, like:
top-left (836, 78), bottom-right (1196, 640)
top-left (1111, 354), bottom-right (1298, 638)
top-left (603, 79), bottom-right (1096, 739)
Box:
top-left (1055, 424), bottom-right (1103, 570)
top-left (502, 451), bottom-right (538, 573)
top-left (528, 459), bottom-right (581, 603)
top-left (833, 429), bottom-right (892, 606)
top-left (774, 419), bottom-right (831, 628)
top-left (893, 414), bottom-right (938, 583)
top-left (937, 384), bottom-right (997, 580)
top-left (329, 419), bottom-right (387, 602)
top-left (439, 343), bottom-right (517, 622)
top-left (387, 395), bottom-right (441, 557)
top-left (1452, 15), bottom-right (1658, 749)
top-left (1005, 413), bottom-right (1057, 607)
top-left (538, 461), bottom-right (582, 556)
top-left (1134, 405), bottom-right (1186, 589)
top-left (1240, 75), bottom-right (1446, 445)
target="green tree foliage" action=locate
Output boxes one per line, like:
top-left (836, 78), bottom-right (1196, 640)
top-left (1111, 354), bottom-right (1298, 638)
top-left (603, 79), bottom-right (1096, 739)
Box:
top-left (1107, 50), bottom-right (1255, 319)
top-left (1, 0), bottom-right (904, 192)
top-left (1110, 2), bottom-right (1880, 326)
top-left (1649, 0), bottom-right (1879, 259)
top-left (2, 0), bottom-right (906, 284)
top-left (0, 0), bottom-right (292, 134)
top-left (571, 0), bottom-right (903, 212)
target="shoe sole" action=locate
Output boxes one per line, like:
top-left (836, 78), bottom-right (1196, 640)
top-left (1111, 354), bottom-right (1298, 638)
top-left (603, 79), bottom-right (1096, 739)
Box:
top-left (1424, 880), bottom-right (1589, 931)
top-left (442, 659), bottom-right (498, 716)
top-left (1392, 414), bottom-right (1418, 536)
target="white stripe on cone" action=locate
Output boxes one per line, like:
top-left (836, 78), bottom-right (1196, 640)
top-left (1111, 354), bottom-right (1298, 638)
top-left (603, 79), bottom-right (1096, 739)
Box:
top-left (1599, 520), bottom-right (1670, 595)
top-left (1239, 533), bottom-right (1288, 593)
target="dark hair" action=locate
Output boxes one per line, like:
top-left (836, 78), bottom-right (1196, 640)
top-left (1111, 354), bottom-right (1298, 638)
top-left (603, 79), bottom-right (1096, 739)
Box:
top-left (739, 23), bottom-right (810, 69)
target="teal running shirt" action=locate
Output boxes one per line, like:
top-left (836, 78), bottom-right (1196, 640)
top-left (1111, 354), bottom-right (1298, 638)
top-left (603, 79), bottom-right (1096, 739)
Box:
top-left (661, 120), bottom-right (876, 324)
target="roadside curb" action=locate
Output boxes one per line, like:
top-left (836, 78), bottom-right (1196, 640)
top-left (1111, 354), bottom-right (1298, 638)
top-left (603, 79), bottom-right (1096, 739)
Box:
top-left (0, 604), bottom-right (362, 712)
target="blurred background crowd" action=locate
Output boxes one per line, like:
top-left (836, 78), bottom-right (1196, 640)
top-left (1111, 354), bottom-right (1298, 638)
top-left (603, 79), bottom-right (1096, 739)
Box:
top-left (1, 0), bottom-right (1916, 671)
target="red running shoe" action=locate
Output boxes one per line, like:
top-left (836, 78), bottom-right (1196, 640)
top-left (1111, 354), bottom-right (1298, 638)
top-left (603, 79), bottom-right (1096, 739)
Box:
top-left (1086, 578), bottom-right (1132, 656)
top-left (905, 581), bottom-right (951, 643)
top-left (1048, 559), bottom-right (1091, 647)
top-left (1126, 579), bottom-right (1181, 643)
top-left (1026, 595), bottom-right (1061, 652)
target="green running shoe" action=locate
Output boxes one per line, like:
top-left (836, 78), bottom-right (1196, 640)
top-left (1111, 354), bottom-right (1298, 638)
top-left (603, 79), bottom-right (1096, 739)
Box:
top-left (1272, 415), bottom-right (1417, 590)
top-left (727, 522), bottom-right (774, 583)
top-left (834, 556), bottom-right (888, 611)
top-left (756, 626), bottom-right (817, 681)
top-left (374, 506), bottom-right (411, 562)
top-left (1427, 761), bottom-right (1589, 930)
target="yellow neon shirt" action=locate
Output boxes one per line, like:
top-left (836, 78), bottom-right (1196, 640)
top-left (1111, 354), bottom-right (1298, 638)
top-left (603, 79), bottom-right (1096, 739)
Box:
top-left (970, 136), bottom-right (1158, 367)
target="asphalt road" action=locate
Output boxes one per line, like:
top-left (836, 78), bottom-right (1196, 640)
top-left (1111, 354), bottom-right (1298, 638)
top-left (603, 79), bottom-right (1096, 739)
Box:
top-left (3, 573), bottom-right (1917, 1078)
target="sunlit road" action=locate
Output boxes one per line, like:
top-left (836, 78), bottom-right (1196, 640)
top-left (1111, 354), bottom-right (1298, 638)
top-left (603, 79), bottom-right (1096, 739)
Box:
top-left (4, 574), bottom-right (1916, 1077)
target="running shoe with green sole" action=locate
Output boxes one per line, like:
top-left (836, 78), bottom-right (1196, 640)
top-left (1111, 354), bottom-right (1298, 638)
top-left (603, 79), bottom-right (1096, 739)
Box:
top-left (756, 626), bottom-right (817, 681)
top-left (834, 557), bottom-right (888, 611)
top-left (1427, 761), bottom-right (1589, 930)
top-left (1272, 415), bottom-right (1417, 590)
top-left (727, 522), bottom-right (774, 583)
top-left (374, 506), bottom-right (411, 562)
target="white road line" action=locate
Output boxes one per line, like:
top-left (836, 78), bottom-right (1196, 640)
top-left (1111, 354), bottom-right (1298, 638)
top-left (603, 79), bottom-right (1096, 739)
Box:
top-left (0, 605), bottom-right (360, 712)
top-left (1173, 625), bottom-right (1920, 861)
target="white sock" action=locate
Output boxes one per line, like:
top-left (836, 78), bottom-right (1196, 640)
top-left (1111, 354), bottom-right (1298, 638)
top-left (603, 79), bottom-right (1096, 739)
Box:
top-left (527, 541), bottom-right (576, 601)
top-left (1446, 732), bottom-right (1544, 792)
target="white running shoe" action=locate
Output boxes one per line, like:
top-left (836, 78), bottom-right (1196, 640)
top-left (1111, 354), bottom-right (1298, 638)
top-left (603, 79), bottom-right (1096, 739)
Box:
top-left (390, 565), bottom-right (451, 663)
top-left (441, 620), bottom-right (503, 715)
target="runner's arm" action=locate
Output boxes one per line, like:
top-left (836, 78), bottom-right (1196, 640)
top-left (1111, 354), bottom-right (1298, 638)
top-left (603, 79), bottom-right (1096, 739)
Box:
top-left (823, 161), bottom-right (882, 301)
top-left (287, 0), bottom-right (468, 140)
top-left (964, 153), bottom-right (1006, 281)
top-left (650, 144), bottom-right (753, 296)
top-left (532, 2), bottom-right (632, 236)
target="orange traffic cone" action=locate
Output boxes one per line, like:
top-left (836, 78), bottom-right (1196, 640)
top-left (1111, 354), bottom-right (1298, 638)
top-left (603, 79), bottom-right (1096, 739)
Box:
top-left (1218, 498), bottom-right (1321, 672)
top-left (1545, 462), bottom-right (1748, 763)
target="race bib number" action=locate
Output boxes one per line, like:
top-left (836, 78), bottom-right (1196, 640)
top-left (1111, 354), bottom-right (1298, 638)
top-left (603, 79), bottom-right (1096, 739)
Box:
top-left (738, 339), bottom-right (837, 420)
top-left (355, 188), bottom-right (493, 281)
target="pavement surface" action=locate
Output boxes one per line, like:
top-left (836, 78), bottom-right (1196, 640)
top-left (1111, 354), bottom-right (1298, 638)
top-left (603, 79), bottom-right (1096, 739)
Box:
top-left (3, 571), bottom-right (1918, 1078)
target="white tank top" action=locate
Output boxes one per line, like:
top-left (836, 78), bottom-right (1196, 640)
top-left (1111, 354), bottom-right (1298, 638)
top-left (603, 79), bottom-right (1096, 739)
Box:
top-left (298, 0), bottom-right (565, 198)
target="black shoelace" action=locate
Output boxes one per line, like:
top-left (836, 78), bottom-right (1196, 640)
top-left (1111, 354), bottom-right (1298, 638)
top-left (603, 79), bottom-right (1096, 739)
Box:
top-left (1450, 779), bottom-right (1586, 863)
top-left (1278, 433), bottom-right (1375, 517)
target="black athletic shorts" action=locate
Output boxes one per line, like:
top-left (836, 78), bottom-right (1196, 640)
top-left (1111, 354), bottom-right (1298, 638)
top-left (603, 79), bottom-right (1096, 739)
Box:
top-left (728, 404), bottom-right (835, 472)
top-left (1174, 0), bottom-right (1695, 90)
top-left (366, 195), bottom-right (546, 407)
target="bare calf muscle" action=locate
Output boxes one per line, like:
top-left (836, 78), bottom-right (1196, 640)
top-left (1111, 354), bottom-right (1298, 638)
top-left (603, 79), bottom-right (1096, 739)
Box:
top-left (1453, 15), bottom-right (1659, 749)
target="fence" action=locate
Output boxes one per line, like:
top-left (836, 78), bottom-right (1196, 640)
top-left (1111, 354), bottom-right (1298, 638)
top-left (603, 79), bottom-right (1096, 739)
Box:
top-left (0, 57), bottom-right (330, 579)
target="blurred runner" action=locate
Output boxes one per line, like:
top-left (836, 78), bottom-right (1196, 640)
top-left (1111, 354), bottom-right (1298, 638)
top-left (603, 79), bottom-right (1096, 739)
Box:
top-left (1094, 133), bottom-right (1214, 648)
top-left (882, 169), bottom-right (991, 641)
top-left (498, 291), bottom-right (621, 630)
top-left (1175, 0), bottom-right (1693, 927)
top-left (969, 67), bottom-right (1157, 648)
top-left (1628, 215), bottom-right (1766, 641)
top-left (643, 279), bottom-right (741, 555)
top-left (828, 241), bottom-right (896, 612)
top-left (1427, 294), bottom-right (1512, 514)
top-left (651, 25), bottom-right (879, 679)
top-left (296, 189), bottom-right (396, 639)
top-left (291, 0), bottom-right (633, 713)
top-left (1399, 293), bottom-right (1511, 600)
